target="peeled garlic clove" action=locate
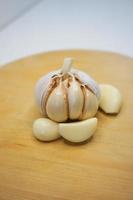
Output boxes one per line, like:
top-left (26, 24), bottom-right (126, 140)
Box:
top-left (68, 78), bottom-right (84, 120)
top-left (81, 88), bottom-right (98, 120)
top-left (99, 84), bottom-right (122, 113)
top-left (46, 82), bottom-right (68, 122)
top-left (33, 118), bottom-right (60, 141)
top-left (59, 118), bottom-right (97, 143)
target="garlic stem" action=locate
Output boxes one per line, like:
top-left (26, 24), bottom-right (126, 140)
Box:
top-left (61, 58), bottom-right (73, 74)
top-left (68, 72), bottom-right (75, 80)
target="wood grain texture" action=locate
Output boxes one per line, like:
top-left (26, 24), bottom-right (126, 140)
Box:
top-left (0, 50), bottom-right (133, 200)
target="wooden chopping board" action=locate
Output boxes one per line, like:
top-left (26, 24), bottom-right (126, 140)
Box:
top-left (0, 50), bottom-right (133, 200)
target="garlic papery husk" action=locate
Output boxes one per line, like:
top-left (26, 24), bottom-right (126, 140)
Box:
top-left (35, 70), bottom-right (60, 111)
top-left (35, 58), bottom-right (100, 122)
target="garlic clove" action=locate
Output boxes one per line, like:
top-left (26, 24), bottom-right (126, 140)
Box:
top-left (46, 81), bottom-right (68, 122)
top-left (59, 118), bottom-right (97, 143)
top-left (68, 78), bottom-right (84, 120)
top-left (33, 118), bottom-right (60, 141)
top-left (35, 70), bottom-right (60, 108)
top-left (99, 84), bottom-right (122, 113)
top-left (81, 88), bottom-right (98, 120)
top-left (72, 68), bottom-right (101, 102)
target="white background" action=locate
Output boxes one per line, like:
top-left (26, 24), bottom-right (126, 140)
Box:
top-left (0, 0), bottom-right (133, 66)
top-left (0, 0), bottom-right (40, 29)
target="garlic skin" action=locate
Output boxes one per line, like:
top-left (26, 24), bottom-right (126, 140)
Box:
top-left (35, 58), bottom-right (100, 122)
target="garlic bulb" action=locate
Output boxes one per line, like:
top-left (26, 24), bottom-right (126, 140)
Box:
top-left (35, 58), bottom-right (100, 122)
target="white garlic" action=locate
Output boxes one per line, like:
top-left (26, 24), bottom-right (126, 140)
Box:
top-left (80, 87), bottom-right (98, 120)
top-left (33, 117), bottom-right (97, 143)
top-left (68, 76), bottom-right (84, 119)
top-left (59, 118), bottom-right (98, 143)
top-left (99, 84), bottom-right (122, 113)
top-left (46, 81), bottom-right (68, 122)
top-left (35, 58), bottom-right (100, 122)
top-left (33, 118), bottom-right (60, 141)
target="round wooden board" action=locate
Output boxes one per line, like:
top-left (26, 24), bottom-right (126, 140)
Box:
top-left (0, 50), bottom-right (133, 200)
